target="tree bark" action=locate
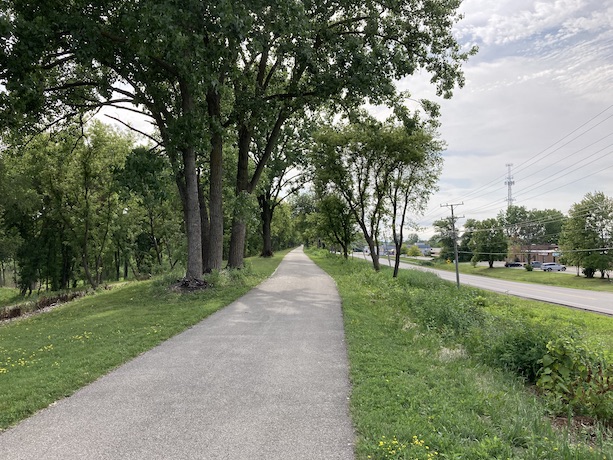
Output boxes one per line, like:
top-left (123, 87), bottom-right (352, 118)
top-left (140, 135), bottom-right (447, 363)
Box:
top-left (182, 144), bottom-right (203, 281)
top-left (204, 90), bottom-right (224, 273)
top-left (227, 123), bottom-right (252, 268)
top-left (259, 193), bottom-right (274, 257)
top-left (197, 176), bottom-right (210, 273)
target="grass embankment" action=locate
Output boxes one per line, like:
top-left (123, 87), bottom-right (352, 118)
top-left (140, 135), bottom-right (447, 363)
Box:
top-left (0, 250), bottom-right (290, 431)
top-left (0, 287), bottom-right (21, 309)
top-left (406, 258), bottom-right (613, 293)
top-left (309, 250), bottom-right (613, 460)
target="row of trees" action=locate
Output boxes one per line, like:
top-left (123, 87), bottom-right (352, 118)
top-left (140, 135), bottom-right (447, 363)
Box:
top-left (0, 122), bottom-right (300, 293)
top-left (1, 0), bottom-right (474, 284)
top-left (430, 193), bottom-right (612, 278)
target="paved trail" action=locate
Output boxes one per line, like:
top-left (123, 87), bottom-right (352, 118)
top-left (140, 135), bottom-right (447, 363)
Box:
top-left (2, 248), bottom-right (355, 459)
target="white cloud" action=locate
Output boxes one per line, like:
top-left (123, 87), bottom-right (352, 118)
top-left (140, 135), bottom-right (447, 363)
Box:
top-left (399, 1), bottom-right (613, 239)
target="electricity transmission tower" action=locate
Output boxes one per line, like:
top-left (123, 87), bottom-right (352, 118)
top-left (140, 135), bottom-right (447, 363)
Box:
top-left (505, 163), bottom-right (515, 209)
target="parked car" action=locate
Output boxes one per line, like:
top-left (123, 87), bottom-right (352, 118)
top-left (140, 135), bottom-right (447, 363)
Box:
top-left (541, 262), bottom-right (566, 272)
top-left (529, 261), bottom-right (542, 268)
top-left (504, 262), bottom-right (523, 268)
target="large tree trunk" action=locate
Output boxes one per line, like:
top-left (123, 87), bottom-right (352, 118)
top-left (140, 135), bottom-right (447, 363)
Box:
top-left (197, 176), bottom-right (210, 273)
top-left (228, 124), bottom-right (251, 268)
top-left (228, 218), bottom-right (248, 267)
top-left (259, 193), bottom-right (274, 257)
top-left (204, 90), bottom-right (224, 273)
top-left (182, 144), bottom-right (203, 281)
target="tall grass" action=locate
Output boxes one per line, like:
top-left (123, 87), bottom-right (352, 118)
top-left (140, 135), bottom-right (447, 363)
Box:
top-left (309, 250), bottom-right (613, 459)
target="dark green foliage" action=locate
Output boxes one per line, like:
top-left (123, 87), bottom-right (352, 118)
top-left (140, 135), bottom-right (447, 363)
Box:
top-left (537, 337), bottom-right (613, 422)
top-left (466, 316), bottom-right (556, 383)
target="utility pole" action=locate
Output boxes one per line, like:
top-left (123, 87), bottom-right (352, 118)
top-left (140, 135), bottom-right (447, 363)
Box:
top-left (441, 202), bottom-right (463, 288)
top-left (505, 163), bottom-right (515, 209)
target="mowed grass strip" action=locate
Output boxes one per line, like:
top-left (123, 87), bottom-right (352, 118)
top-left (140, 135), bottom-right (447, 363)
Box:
top-left (308, 250), bottom-right (613, 460)
top-left (407, 259), bottom-right (613, 293)
top-left (0, 250), bottom-right (290, 430)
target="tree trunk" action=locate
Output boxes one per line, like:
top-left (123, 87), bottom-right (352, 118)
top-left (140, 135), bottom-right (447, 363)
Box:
top-left (228, 218), bottom-right (247, 268)
top-left (393, 244), bottom-right (402, 278)
top-left (228, 124), bottom-right (251, 269)
top-left (82, 254), bottom-right (97, 288)
top-left (182, 144), bottom-right (203, 281)
top-left (204, 90), bottom-right (224, 273)
top-left (114, 248), bottom-right (120, 281)
top-left (259, 193), bottom-right (274, 257)
top-left (365, 236), bottom-right (380, 271)
top-left (148, 213), bottom-right (162, 266)
top-left (198, 173), bottom-right (211, 273)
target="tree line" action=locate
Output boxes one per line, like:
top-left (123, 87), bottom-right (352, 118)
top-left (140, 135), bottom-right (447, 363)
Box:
top-left (0, 0), bottom-right (475, 286)
top-left (429, 193), bottom-right (613, 278)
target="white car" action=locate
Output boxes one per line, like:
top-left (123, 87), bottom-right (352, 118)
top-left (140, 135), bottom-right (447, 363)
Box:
top-left (541, 262), bottom-right (566, 272)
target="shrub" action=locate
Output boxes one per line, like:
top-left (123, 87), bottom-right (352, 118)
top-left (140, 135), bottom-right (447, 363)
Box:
top-left (466, 316), bottom-right (556, 383)
top-left (537, 336), bottom-right (613, 422)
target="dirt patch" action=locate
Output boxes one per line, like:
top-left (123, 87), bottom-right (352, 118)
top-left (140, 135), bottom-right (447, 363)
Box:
top-left (0, 287), bottom-right (110, 324)
top-left (170, 277), bottom-right (210, 292)
top-left (550, 415), bottom-right (611, 445)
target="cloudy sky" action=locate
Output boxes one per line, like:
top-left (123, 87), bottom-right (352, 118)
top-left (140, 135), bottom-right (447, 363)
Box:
top-left (397, 0), bottom-right (613, 238)
top-left (102, 1), bottom-right (612, 240)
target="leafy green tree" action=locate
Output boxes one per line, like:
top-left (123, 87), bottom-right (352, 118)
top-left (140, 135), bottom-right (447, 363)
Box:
top-left (290, 192), bottom-right (319, 248)
top-left (0, 0), bottom-right (236, 280)
top-left (255, 120), bottom-right (311, 257)
top-left (499, 206), bottom-right (566, 262)
top-left (385, 116), bottom-right (443, 277)
top-left (311, 118), bottom-right (393, 271)
top-left (312, 115), bottom-right (442, 272)
top-left (1, 132), bottom-right (78, 292)
top-left (432, 218), bottom-right (456, 262)
top-left (115, 147), bottom-right (183, 276)
top-left (560, 192), bottom-right (613, 278)
top-left (315, 193), bottom-right (356, 259)
top-left (1, 0), bottom-right (475, 279)
top-left (224, 1), bottom-right (476, 268)
top-left (468, 218), bottom-right (508, 268)
top-left (405, 234), bottom-right (420, 246)
top-left (0, 122), bottom-right (133, 290)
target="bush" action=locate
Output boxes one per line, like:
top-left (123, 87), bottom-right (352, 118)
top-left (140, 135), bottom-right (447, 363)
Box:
top-left (524, 264), bottom-right (534, 272)
top-left (537, 336), bottom-right (613, 421)
top-left (466, 316), bottom-right (556, 383)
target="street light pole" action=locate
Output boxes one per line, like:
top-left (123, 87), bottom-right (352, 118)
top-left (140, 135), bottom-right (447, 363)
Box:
top-left (441, 202), bottom-right (463, 288)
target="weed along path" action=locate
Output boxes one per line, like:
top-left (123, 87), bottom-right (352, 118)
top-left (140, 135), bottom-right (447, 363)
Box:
top-left (1, 248), bottom-right (355, 460)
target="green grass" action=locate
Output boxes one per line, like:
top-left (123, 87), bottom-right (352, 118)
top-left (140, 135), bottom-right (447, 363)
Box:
top-left (0, 249), bottom-right (290, 430)
top-left (309, 250), bottom-right (613, 460)
top-left (406, 258), bottom-right (613, 292)
top-left (0, 287), bottom-right (21, 308)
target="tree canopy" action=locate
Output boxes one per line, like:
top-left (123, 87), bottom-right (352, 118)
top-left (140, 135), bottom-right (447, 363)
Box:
top-left (1, 0), bottom-right (475, 281)
top-left (560, 192), bottom-right (613, 278)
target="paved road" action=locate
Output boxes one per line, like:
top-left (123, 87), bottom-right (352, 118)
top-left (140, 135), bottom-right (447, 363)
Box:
top-left (1, 248), bottom-right (354, 460)
top-left (384, 258), bottom-right (613, 316)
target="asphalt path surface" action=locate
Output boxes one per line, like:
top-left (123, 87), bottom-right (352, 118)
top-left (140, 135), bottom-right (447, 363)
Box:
top-left (1, 248), bottom-right (355, 460)
top-left (378, 256), bottom-right (613, 316)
